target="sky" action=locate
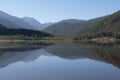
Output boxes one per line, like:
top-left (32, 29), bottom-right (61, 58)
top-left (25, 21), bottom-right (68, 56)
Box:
top-left (0, 0), bottom-right (119, 23)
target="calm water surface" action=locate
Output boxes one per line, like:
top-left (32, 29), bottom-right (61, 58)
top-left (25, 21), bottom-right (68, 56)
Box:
top-left (0, 42), bottom-right (120, 80)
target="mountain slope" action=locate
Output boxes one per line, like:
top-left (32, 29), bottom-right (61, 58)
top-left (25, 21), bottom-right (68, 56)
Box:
top-left (59, 19), bottom-right (86, 23)
top-left (77, 10), bottom-right (120, 39)
top-left (23, 17), bottom-right (43, 30)
top-left (23, 17), bottom-right (53, 30)
top-left (0, 11), bottom-right (52, 30)
top-left (43, 17), bottom-right (106, 37)
top-left (0, 24), bottom-right (52, 37)
top-left (23, 17), bottom-right (45, 30)
top-left (0, 11), bottom-right (34, 29)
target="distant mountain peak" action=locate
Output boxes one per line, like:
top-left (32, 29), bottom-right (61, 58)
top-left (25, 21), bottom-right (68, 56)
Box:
top-left (0, 10), bottom-right (8, 15)
top-left (0, 11), bottom-right (52, 30)
top-left (23, 17), bottom-right (42, 24)
top-left (23, 17), bottom-right (53, 30)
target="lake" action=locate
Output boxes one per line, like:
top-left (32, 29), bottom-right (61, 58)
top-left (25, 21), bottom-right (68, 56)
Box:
top-left (0, 42), bottom-right (120, 80)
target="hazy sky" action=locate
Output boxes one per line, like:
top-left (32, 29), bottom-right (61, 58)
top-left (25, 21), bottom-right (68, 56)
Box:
top-left (0, 0), bottom-right (119, 23)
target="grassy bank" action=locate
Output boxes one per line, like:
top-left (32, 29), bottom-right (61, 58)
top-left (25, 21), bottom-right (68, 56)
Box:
top-left (0, 35), bottom-right (118, 44)
top-left (73, 37), bottom-right (120, 44)
top-left (90, 37), bottom-right (116, 43)
top-left (0, 36), bottom-right (73, 42)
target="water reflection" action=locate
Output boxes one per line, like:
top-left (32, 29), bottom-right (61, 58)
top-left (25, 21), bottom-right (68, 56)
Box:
top-left (0, 42), bottom-right (120, 80)
top-left (0, 42), bottom-right (120, 69)
top-left (0, 42), bottom-right (52, 68)
top-left (45, 42), bottom-right (120, 68)
top-left (44, 42), bottom-right (101, 59)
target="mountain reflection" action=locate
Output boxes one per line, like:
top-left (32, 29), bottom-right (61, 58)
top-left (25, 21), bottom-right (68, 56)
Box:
top-left (0, 42), bottom-right (120, 69)
top-left (0, 42), bottom-right (52, 68)
top-left (44, 42), bottom-right (120, 68)
top-left (44, 43), bottom-right (102, 60)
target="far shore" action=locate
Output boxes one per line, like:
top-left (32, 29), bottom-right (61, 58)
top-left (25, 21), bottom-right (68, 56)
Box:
top-left (74, 37), bottom-right (120, 44)
top-left (0, 40), bottom-right (47, 42)
top-left (90, 37), bottom-right (117, 43)
top-left (0, 37), bottom-right (119, 44)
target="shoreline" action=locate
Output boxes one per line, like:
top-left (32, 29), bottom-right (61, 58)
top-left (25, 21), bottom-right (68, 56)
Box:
top-left (0, 37), bottom-right (119, 44)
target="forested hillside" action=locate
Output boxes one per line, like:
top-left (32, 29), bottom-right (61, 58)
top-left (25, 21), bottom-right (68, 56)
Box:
top-left (43, 17), bottom-right (106, 37)
top-left (0, 24), bottom-right (52, 38)
top-left (76, 10), bottom-right (120, 40)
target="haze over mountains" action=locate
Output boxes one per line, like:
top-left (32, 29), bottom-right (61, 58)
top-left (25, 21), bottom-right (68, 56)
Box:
top-left (0, 11), bottom-right (52, 37)
top-left (0, 10), bottom-right (120, 39)
top-left (0, 11), bottom-right (53, 37)
top-left (23, 17), bottom-right (53, 30)
top-left (0, 11), bottom-right (51, 30)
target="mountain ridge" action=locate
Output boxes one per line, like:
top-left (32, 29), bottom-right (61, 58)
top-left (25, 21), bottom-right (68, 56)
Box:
top-left (43, 16), bottom-right (107, 37)
top-left (0, 11), bottom-right (52, 30)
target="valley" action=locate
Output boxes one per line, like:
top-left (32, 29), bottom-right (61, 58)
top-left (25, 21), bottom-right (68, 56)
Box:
top-left (0, 10), bottom-right (120, 44)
